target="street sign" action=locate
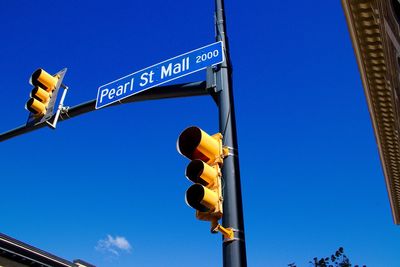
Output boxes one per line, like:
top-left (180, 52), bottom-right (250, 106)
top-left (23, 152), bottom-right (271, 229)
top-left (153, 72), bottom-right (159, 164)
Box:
top-left (95, 41), bottom-right (224, 109)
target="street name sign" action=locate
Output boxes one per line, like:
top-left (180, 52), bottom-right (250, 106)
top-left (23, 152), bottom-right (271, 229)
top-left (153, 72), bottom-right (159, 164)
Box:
top-left (95, 41), bottom-right (224, 109)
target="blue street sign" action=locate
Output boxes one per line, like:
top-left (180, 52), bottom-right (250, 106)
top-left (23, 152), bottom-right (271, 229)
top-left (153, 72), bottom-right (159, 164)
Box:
top-left (95, 41), bottom-right (224, 109)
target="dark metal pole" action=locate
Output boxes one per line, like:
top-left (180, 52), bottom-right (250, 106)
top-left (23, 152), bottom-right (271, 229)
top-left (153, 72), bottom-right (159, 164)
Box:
top-left (214, 0), bottom-right (247, 266)
top-left (0, 81), bottom-right (208, 142)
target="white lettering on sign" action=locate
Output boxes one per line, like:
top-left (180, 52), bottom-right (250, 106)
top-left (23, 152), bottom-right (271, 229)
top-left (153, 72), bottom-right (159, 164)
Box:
top-left (99, 77), bottom-right (134, 103)
top-left (160, 57), bottom-right (189, 79)
top-left (139, 70), bottom-right (155, 87)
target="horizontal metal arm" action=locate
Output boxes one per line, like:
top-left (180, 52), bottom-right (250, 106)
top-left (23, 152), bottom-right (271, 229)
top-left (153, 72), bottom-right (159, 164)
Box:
top-left (0, 81), bottom-right (208, 142)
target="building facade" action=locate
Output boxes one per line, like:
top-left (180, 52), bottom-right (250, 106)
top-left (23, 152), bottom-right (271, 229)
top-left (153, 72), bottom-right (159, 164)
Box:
top-left (342, 0), bottom-right (400, 224)
top-left (0, 233), bottom-right (94, 267)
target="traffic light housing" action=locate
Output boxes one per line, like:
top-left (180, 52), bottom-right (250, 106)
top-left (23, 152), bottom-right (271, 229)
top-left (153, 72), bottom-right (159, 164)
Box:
top-left (178, 126), bottom-right (233, 239)
top-left (25, 68), bottom-right (67, 126)
top-left (185, 160), bottom-right (222, 218)
top-left (26, 69), bottom-right (58, 117)
top-left (178, 126), bottom-right (224, 220)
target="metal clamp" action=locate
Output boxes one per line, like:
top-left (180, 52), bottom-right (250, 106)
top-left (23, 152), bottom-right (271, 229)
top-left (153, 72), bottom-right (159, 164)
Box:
top-left (61, 106), bottom-right (70, 114)
top-left (206, 66), bottom-right (217, 92)
top-left (46, 84), bottom-right (69, 129)
top-left (223, 145), bottom-right (238, 157)
top-left (223, 228), bottom-right (243, 243)
top-left (210, 221), bottom-right (243, 242)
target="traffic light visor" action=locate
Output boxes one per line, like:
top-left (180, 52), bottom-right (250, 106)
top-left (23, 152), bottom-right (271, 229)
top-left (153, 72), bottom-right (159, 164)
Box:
top-left (26, 98), bottom-right (46, 116)
top-left (186, 159), bottom-right (218, 186)
top-left (31, 86), bottom-right (50, 103)
top-left (30, 69), bottom-right (58, 91)
top-left (177, 126), bottom-right (220, 163)
top-left (186, 184), bottom-right (219, 212)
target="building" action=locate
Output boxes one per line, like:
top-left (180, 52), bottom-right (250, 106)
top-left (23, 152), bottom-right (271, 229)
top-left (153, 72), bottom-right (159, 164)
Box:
top-left (0, 233), bottom-right (94, 267)
top-left (342, 0), bottom-right (400, 224)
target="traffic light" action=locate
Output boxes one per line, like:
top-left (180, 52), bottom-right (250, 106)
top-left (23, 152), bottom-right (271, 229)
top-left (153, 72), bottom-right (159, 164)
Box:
top-left (177, 126), bottom-right (234, 239)
top-left (25, 68), bottom-right (68, 127)
top-left (26, 69), bottom-right (58, 117)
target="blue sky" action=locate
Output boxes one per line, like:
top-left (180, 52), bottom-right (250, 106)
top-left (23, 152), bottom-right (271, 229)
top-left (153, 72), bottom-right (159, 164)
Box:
top-left (1, 1), bottom-right (399, 266)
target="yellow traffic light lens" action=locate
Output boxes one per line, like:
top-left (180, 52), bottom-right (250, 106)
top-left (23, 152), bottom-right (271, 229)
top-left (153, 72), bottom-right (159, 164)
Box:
top-left (186, 159), bottom-right (218, 186)
top-left (31, 69), bottom-right (58, 91)
top-left (178, 126), bottom-right (220, 164)
top-left (26, 98), bottom-right (46, 116)
top-left (186, 184), bottom-right (219, 212)
top-left (31, 86), bottom-right (50, 103)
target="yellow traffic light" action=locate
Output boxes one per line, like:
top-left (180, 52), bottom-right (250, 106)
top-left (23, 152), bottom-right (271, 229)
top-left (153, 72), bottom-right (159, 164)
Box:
top-left (31, 86), bottom-right (51, 102)
top-left (30, 68), bottom-right (59, 91)
top-left (25, 67), bottom-right (68, 128)
top-left (186, 184), bottom-right (220, 212)
top-left (185, 159), bottom-right (221, 215)
top-left (186, 159), bottom-right (219, 186)
top-left (178, 126), bottom-right (224, 221)
top-left (178, 126), bottom-right (234, 240)
top-left (178, 126), bottom-right (224, 164)
top-left (25, 69), bottom-right (59, 118)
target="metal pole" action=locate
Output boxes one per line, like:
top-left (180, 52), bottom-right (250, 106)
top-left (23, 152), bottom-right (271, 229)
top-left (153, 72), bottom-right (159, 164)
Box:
top-left (0, 81), bottom-right (208, 142)
top-left (214, 0), bottom-right (247, 266)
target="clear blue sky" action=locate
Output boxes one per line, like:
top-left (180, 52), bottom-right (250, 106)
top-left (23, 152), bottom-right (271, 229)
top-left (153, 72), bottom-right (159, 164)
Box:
top-left (1, 1), bottom-right (399, 266)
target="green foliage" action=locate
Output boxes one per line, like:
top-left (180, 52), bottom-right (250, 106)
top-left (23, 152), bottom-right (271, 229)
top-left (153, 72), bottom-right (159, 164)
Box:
top-left (288, 247), bottom-right (366, 267)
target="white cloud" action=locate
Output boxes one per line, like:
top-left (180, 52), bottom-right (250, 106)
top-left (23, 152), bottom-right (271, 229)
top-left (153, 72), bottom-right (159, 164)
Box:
top-left (96, 235), bottom-right (132, 256)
